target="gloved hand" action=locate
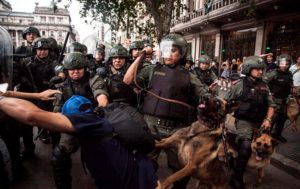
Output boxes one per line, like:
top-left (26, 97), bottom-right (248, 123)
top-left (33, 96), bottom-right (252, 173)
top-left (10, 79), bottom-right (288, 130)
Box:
top-left (49, 76), bottom-right (63, 85)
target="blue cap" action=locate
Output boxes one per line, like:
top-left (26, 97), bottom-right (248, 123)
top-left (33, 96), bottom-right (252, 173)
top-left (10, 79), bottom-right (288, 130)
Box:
top-left (62, 95), bottom-right (93, 115)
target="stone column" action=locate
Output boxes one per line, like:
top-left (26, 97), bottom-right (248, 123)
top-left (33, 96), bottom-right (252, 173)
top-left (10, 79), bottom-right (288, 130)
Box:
top-left (192, 37), bottom-right (196, 59)
top-left (195, 35), bottom-right (200, 60)
top-left (15, 30), bottom-right (19, 47)
top-left (199, 0), bottom-right (205, 9)
top-left (183, 0), bottom-right (188, 16)
top-left (215, 33), bottom-right (221, 60)
top-left (254, 26), bottom-right (264, 56)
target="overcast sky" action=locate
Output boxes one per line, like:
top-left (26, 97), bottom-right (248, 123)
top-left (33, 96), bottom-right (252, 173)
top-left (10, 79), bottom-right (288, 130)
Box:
top-left (7, 0), bottom-right (95, 42)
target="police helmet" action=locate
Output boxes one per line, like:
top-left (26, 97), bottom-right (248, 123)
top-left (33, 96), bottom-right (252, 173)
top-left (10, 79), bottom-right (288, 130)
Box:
top-left (32, 38), bottom-right (50, 50)
top-left (62, 52), bottom-right (88, 70)
top-left (82, 44), bottom-right (88, 52)
top-left (186, 55), bottom-right (194, 64)
top-left (62, 95), bottom-right (93, 115)
top-left (67, 42), bottom-right (84, 53)
top-left (129, 41), bottom-right (144, 52)
top-left (276, 54), bottom-right (291, 67)
top-left (109, 44), bottom-right (129, 58)
top-left (22, 26), bottom-right (41, 40)
top-left (198, 55), bottom-right (211, 64)
top-left (47, 37), bottom-right (58, 50)
top-left (241, 56), bottom-right (265, 75)
top-left (160, 33), bottom-right (188, 58)
top-left (94, 47), bottom-right (105, 56)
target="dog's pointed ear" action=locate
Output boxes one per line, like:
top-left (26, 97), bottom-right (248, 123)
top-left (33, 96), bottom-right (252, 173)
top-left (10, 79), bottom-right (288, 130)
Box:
top-left (271, 138), bottom-right (279, 146)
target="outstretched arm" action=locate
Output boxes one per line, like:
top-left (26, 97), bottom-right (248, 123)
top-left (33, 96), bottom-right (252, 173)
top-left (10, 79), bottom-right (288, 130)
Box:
top-left (1, 89), bottom-right (61, 101)
top-left (0, 97), bottom-right (75, 133)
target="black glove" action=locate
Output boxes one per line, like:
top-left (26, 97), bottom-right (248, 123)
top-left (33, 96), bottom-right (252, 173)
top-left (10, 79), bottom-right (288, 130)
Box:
top-left (49, 76), bottom-right (63, 85)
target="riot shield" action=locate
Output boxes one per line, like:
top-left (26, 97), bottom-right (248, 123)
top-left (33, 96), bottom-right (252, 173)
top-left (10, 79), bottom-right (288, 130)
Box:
top-left (0, 26), bottom-right (13, 91)
top-left (82, 34), bottom-right (111, 60)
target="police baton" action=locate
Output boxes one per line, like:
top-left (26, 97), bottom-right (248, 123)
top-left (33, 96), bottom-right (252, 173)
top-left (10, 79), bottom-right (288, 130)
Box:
top-left (58, 31), bottom-right (70, 63)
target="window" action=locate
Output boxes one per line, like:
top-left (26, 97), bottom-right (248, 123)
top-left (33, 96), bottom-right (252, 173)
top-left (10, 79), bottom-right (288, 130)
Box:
top-left (58, 31), bottom-right (62, 37)
top-left (57, 17), bottom-right (63, 22)
top-left (50, 31), bottom-right (54, 37)
top-left (42, 31), bottom-right (46, 36)
top-left (41, 16), bottom-right (46, 22)
top-left (19, 19), bottom-right (22, 23)
top-left (49, 17), bottom-right (55, 23)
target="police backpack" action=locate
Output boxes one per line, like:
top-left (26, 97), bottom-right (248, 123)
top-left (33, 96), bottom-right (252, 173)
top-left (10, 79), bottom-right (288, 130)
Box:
top-left (95, 102), bottom-right (155, 154)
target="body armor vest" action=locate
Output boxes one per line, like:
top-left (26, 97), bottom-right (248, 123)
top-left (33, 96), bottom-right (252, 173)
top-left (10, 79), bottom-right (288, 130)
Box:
top-left (268, 70), bottom-right (292, 99)
top-left (105, 66), bottom-right (137, 106)
top-left (195, 69), bottom-right (214, 86)
top-left (62, 75), bottom-right (95, 105)
top-left (30, 57), bottom-right (57, 92)
top-left (142, 65), bottom-right (191, 121)
top-left (235, 78), bottom-right (269, 123)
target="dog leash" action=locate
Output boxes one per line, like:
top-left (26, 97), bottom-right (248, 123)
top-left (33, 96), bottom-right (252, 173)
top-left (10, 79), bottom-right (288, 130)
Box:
top-left (132, 52), bottom-right (195, 110)
top-left (221, 126), bottom-right (231, 170)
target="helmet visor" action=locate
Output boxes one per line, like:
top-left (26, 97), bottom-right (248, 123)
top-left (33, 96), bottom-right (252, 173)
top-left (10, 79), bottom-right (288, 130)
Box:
top-left (160, 41), bottom-right (178, 58)
top-left (279, 58), bottom-right (290, 67)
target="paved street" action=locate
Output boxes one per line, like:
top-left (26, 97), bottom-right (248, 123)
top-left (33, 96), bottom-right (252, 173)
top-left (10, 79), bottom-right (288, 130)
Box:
top-left (9, 128), bottom-right (300, 189)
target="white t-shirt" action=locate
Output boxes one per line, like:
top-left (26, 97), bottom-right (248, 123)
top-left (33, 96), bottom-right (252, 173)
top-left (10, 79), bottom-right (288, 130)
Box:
top-left (289, 64), bottom-right (300, 86)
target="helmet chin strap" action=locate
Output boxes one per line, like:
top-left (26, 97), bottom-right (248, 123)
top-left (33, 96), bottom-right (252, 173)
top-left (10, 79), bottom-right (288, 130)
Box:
top-left (166, 63), bottom-right (177, 68)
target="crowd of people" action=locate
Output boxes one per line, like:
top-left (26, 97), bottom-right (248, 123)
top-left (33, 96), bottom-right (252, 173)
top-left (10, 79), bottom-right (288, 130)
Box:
top-left (0, 25), bottom-right (300, 189)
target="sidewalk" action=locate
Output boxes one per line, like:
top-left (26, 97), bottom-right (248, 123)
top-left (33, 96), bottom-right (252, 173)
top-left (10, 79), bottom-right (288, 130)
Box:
top-left (271, 122), bottom-right (300, 180)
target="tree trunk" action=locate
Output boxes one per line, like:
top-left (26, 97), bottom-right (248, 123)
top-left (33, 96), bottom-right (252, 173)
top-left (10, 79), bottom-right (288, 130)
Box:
top-left (142, 0), bottom-right (175, 42)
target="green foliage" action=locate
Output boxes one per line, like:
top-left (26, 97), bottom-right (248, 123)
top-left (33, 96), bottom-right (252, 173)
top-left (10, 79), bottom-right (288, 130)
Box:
top-left (57, 0), bottom-right (186, 42)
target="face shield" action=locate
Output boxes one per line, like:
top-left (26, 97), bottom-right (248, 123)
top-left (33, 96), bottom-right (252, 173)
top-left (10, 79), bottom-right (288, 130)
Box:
top-left (160, 41), bottom-right (180, 59)
top-left (0, 26), bottom-right (13, 91)
top-left (279, 58), bottom-right (290, 67)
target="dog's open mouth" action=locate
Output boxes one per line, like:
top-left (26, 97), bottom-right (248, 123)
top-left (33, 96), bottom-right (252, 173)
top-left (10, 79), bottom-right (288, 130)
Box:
top-left (255, 151), bottom-right (269, 161)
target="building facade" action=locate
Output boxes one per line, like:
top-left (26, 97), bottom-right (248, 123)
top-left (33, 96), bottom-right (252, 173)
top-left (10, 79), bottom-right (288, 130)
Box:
top-left (172, 0), bottom-right (300, 62)
top-left (0, 1), bottom-right (79, 49)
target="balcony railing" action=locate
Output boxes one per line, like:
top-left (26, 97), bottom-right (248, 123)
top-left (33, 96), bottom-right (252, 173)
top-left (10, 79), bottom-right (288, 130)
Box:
top-left (171, 0), bottom-right (247, 27)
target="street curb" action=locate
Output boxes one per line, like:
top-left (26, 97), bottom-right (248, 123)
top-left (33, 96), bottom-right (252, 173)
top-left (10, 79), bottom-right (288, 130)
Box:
top-left (271, 152), bottom-right (300, 180)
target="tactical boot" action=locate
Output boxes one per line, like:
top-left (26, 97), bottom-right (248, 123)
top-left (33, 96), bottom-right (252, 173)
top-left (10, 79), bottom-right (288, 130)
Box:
top-left (51, 146), bottom-right (72, 189)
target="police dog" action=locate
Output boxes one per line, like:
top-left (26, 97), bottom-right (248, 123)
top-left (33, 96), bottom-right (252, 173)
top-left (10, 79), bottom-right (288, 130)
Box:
top-left (156, 94), bottom-right (237, 189)
top-left (247, 133), bottom-right (278, 185)
top-left (287, 86), bottom-right (300, 131)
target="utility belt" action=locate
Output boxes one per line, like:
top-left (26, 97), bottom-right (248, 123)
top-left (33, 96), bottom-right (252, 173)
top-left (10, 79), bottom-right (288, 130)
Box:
top-left (144, 114), bottom-right (186, 137)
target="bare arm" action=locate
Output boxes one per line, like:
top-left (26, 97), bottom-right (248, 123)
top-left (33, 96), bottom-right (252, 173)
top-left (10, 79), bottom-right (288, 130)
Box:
top-left (123, 48), bottom-right (151, 85)
top-left (96, 94), bottom-right (109, 107)
top-left (123, 54), bottom-right (144, 85)
top-left (261, 106), bottom-right (275, 129)
top-left (0, 97), bottom-right (75, 133)
top-left (2, 90), bottom-right (61, 101)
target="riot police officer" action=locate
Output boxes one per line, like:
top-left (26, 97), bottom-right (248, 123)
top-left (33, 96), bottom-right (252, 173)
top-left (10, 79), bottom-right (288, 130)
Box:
top-left (15, 26), bottom-right (41, 56)
top-left (193, 55), bottom-right (218, 90)
top-left (263, 54), bottom-right (293, 143)
top-left (67, 42), bottom-right (84, 54)
top-left (184, 55), bottom-right (194, 71)
top-left (224, 56), bottom-right (276, 189)
top-left (97, 44), bottom-right (137, 105)
top-left (94, 47), bottom-right (105, 66)
top-left (124, 33), bottom-right (208, 189)
top-left (17, 37), bottom-right (60, 148)
top-left (52, 52), bottom-right (108, 189)
top-left (129, 40), bottom-right (144, 63)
